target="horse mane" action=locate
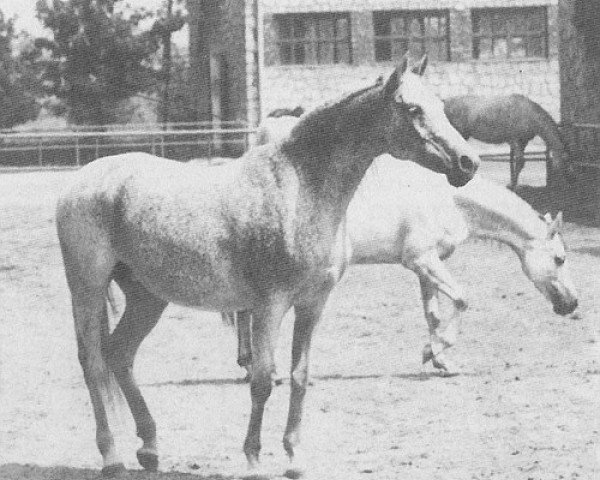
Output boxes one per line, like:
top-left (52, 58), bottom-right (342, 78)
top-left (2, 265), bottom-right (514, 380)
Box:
top-left (281, 81), bottom-right (386, 170)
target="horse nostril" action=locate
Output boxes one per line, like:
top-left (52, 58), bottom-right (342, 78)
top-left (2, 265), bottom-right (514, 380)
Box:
top-left (458, 155), bottom-right (477, 175)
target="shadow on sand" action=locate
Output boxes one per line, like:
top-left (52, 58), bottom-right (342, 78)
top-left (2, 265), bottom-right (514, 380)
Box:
top-left (141, 370), bottom-right (480, 390)
top-left (0, 464), bottom-right (236, 480)
top-left (515, 177), bottom-right (599, 228)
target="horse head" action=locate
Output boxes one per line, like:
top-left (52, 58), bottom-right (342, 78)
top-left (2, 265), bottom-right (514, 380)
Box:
top-left (520, 212), bottom-right (578, 315)
top-left (381, 55), bottom-right (480, 187)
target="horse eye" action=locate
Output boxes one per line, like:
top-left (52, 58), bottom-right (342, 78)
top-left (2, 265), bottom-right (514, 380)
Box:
top-left (554, 256), bottom-right (565, 266)
top-left (408, 105), bottom-right (422, 116)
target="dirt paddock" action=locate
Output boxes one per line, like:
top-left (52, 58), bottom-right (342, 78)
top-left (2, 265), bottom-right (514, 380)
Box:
top-left (0, 161), bottom-right (598, 480)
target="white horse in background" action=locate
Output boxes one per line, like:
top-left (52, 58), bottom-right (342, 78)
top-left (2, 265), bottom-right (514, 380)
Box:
top-left (255, 107), bottom-right (305, 146)
top-left (227, 124), bottom-right (578, 377)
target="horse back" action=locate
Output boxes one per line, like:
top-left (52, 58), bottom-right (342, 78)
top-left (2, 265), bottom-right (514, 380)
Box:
top-left (444, 94), bottom-right (542, 144)
top-left (57, 150), bottom-right (340, 309)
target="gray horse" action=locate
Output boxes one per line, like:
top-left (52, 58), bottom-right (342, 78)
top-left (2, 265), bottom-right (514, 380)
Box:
top-left (56, 55), bottom-right (480, 478)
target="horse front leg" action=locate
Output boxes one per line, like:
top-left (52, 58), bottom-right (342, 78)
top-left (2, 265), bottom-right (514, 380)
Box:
top-left (510, 140), bottom-right (526, 190)
top-left (413, 252), bottom-right (466, 375)
top-left (243, 296), bottom-right (289, 470)
top-left (283, 299), bottom-right (327, 478)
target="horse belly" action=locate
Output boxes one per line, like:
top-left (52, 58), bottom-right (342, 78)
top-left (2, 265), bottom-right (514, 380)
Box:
top-left (125, 249), bottom-right (259, 311)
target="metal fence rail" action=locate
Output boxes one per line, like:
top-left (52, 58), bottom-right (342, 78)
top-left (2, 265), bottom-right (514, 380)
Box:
top-left (0, 123), bottom-right (256, 168)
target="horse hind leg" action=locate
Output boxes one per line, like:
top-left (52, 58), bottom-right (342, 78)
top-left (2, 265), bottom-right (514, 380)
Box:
top-left (235, 311), bottom-right (285, 385)
top-left (61, 249), bottom-right (124, 476)
top-left (509, 140), bottom-right (527, 190)
top-left (105, 263), bottom-right (168, 472)
top-left (234, 311), bottom-right (254, 380)
top-left (243, 296), bottom-right (289, 471)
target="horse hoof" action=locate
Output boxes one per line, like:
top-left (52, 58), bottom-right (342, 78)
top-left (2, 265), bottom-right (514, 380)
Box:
top-left (422, 344), bottom-right (434, 364)
top-left (432, 357), bottom-right (460, 376)
top-left (101, 463), bottom-right (126, 478)
top-left (137, 449), bottom-right (159, 472)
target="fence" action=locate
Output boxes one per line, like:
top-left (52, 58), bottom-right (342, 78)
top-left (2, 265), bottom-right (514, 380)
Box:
top-left (0, 121), bottom-right (256, 168)
top-left (2, 121), bottom-right (597, 172)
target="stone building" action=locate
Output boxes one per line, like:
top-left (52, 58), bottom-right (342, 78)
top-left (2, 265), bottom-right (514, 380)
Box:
top-left (261, 0), bottom-right (560, 118)
top-left (187, 0), bottom-right (560, 128)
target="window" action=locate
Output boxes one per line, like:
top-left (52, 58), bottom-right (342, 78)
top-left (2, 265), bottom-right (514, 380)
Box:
top-left (373, 10), bottom-right (450, 62)
top-left (276, 13), bottom-right (352, 65)
top-left (472, 7), bottom-right (548, 59)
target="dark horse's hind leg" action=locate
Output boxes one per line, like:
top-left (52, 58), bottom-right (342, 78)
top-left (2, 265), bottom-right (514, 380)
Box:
top-left (509, 140), bottom-right (527, 190)
top-left (236, 311), bottom-right (284, 385)
top-left (105, 263), bottom-right (168, 472)
top-left (236, 311), bottom-right (253, 379)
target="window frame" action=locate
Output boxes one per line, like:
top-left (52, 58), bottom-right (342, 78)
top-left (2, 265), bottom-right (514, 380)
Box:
top-left (471, 7), bottom-right (549, 60)
top-left (373, 10), bottom-right (451, 63)
top-left (275, 12), bottom-right (353, 66)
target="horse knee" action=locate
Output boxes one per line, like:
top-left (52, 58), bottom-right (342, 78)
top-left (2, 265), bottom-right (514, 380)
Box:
top-left (103, 341), bottom-right (132, 375)
top-left (290, 368), bottom-right (308, 391)
top-left (250, 370), bottom-right (273, 402)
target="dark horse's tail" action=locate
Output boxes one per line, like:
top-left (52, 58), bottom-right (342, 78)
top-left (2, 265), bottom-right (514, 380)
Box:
top-left (530, 101), bottom-right (577, 183)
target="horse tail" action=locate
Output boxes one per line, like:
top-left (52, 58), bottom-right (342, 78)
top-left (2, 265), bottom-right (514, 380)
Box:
top-left (57, 234), bottom-right (122, 411)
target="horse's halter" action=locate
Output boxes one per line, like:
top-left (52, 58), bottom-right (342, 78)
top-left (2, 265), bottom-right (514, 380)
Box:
top-left (396, 91), bottom-right (455, 169)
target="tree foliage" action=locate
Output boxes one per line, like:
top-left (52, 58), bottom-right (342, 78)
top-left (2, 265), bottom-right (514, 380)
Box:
top-left (33, 0), bottom-right (167, 125)
top-left (0, 11), bottom-right (40, 129)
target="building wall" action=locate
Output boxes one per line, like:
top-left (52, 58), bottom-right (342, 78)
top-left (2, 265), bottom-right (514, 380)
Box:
top-left (261, 0), bottom-right (561, 120)
top-left (187, 0), bottom-right (261, 126)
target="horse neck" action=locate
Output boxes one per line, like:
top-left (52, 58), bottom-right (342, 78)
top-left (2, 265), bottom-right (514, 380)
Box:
top-left (282, 86), bottom-right (388, 221)
top-left (532, 105), bottom-right (567, 158)
top-left (454, 178), bottom-right (546, 256)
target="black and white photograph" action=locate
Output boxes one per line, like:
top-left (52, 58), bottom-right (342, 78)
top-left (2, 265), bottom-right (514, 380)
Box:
top-left (0, 1), bottom-right (597, 479)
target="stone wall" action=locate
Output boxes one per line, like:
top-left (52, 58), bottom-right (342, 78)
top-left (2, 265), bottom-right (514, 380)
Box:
top-left (263, 59), bottom-right (560, 120)
top-left (261, 0), bottom-right (561, 120)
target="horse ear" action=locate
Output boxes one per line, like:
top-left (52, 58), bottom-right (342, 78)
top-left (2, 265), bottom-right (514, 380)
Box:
top-left (399, 53), bottom-right (409, 75)
top-left (383, 67), bottom-right (400, 100)
top-left (546, 211), bottom-right (564, 238)
top-left (411, 54), bottom-right (428, 76)
top-left (554, 211), bottom-right (564, 231)
top-left (543, 212), bottom-right (552, 224)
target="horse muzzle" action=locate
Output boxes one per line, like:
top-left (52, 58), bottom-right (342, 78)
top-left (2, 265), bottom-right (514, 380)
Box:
top-left (553, 298), bottom-right (578, 316)
top-left (548, 286), bottom-right (578, 316)
top-left (445, 155), bottom-right (479, 187)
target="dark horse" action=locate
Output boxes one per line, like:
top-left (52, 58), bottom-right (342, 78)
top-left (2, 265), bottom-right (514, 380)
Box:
top-left (444, 94), bottom-right (575, 189)
top-left (56, 56), bottom-right (480, 478)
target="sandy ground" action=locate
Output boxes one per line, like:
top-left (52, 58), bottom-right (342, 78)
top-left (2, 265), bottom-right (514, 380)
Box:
top-left (0, 161), bottom-right (598, 480)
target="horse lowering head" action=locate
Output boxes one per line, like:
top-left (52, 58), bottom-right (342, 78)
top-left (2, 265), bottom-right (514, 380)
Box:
top-left (380, 55), bottom-right (480, 187)
top-left (520, 212), bottom-right (578, 315)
